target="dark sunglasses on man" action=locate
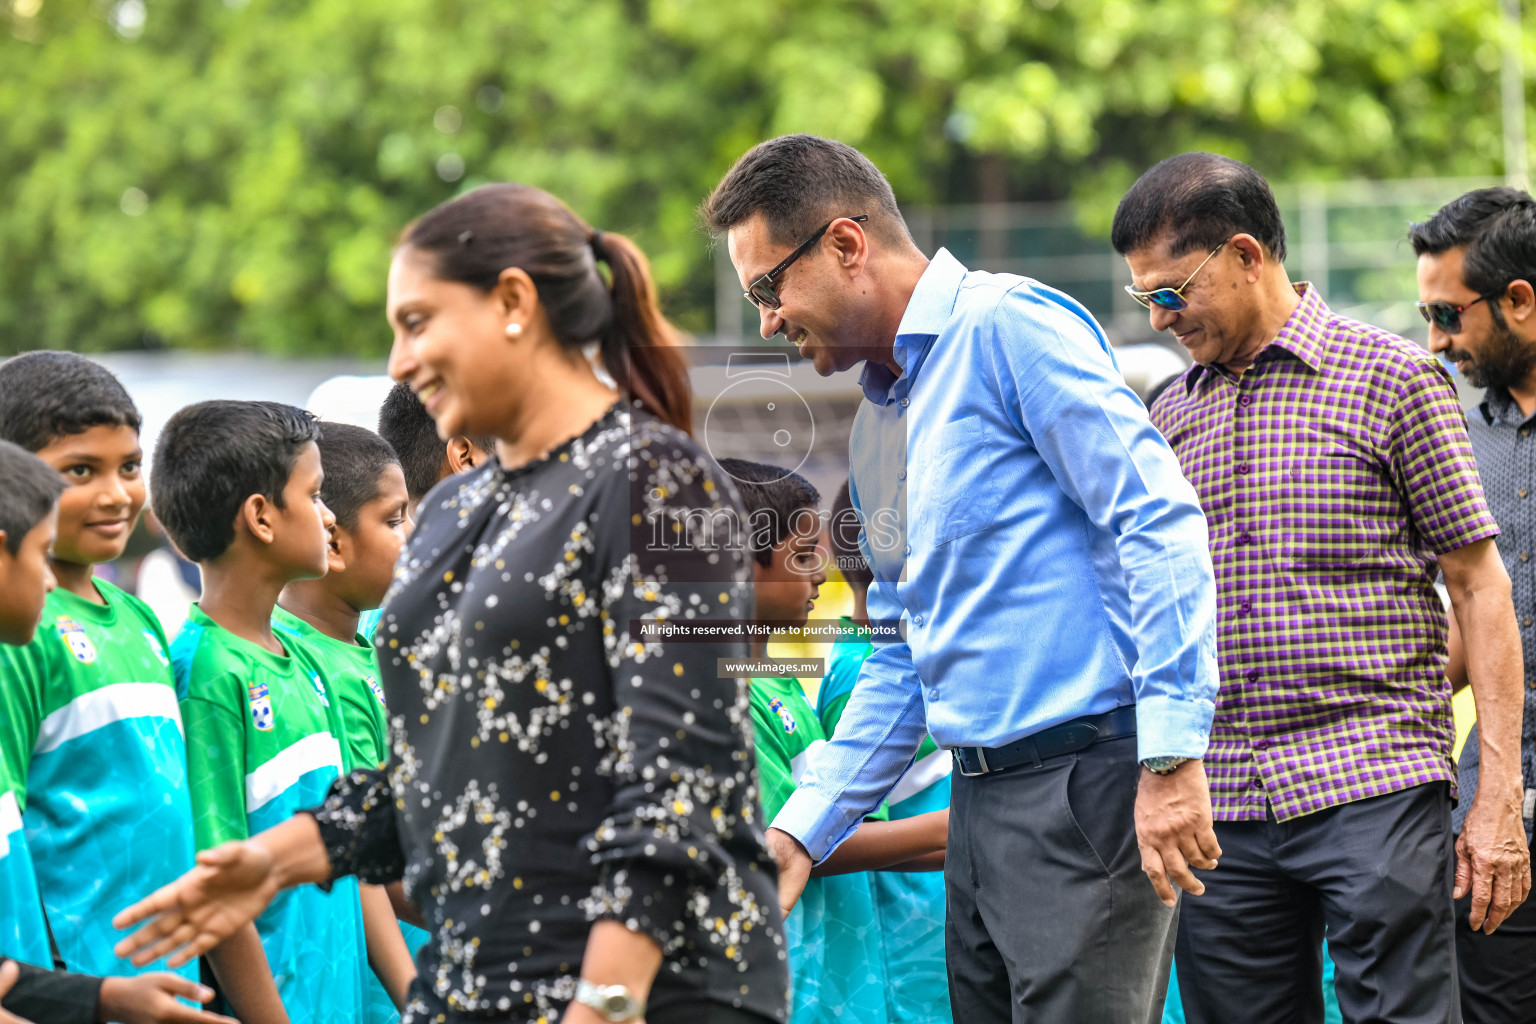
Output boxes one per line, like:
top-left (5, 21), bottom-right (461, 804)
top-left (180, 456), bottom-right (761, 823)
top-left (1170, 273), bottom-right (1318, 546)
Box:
top-left (1415, 291), bottom-right (1502, 335)
top-left (1124, 240), bottom-right (1229, 312)
top-left (744, 214), bottom-right (868, 311)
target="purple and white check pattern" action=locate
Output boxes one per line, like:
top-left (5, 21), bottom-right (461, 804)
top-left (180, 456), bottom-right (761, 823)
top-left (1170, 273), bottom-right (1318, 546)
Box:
top-left (1152, 285), bottom-right (1498, 821)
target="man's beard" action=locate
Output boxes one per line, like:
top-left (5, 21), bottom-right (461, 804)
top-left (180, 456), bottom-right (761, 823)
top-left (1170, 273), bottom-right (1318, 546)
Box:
top-left (1451, 320), bottom-right (1536, 391)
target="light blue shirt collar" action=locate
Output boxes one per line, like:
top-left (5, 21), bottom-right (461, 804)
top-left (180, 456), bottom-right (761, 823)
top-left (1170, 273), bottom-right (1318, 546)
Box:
top-left (858, 248), bottom-right (966, 405)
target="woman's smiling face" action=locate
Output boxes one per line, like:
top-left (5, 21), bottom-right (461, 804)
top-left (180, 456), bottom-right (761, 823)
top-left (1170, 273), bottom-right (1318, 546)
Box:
top-left (385, 246), bottom-right (523, 442)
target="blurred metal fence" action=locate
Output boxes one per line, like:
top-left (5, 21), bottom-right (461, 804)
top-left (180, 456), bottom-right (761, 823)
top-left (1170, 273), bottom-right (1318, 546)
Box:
top-left (714, 176), bottom-right (1503, 349)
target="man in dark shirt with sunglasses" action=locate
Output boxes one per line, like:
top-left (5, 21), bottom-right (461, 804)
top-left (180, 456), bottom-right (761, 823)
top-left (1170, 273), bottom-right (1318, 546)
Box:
top-left (1413, 186), bottom-right (1536, 1023)
top-left (1116, 153), bottom-right (1528, 1024)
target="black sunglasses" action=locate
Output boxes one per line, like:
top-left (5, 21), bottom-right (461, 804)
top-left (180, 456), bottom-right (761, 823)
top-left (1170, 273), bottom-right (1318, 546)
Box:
top-left (1416, 294), bottom-right (1494, 335)
top-left (744, 215), bottom-right (868, 311)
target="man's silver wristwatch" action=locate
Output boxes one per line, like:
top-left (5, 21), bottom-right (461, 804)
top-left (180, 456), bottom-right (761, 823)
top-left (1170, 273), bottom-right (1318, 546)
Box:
top-left (1141, 755), bottom-right (1191, 775)
top-left (574, 979), bottom-right (646, 1022)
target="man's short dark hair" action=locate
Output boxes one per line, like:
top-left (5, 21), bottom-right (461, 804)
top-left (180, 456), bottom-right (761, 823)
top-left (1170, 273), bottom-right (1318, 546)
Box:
top-left (827, 479), bottom-right (872, 588)
top-left (701, 134), bottom-right (913, 248)
top-left (315, 422), bottom-right (401, 531)
top-left (377, 381), bottom-right (495, 502)
top-left (152, 401), bottom-right (322, 563)
top-left (0, 440), bottom-right (64, 555)
top-left (1409, 188), bottom-right (1536, 316)
top-left (717, 458), bottom-right (820, 568)
top-left (1111, 152), bottom-right (1287, 262)
top-left (0, 351), bottom-right (142, 453)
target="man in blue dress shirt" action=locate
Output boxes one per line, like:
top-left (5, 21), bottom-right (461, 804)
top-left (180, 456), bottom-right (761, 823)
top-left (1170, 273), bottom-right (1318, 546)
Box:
top-left (703, 135), bottom-right (1223, 1023)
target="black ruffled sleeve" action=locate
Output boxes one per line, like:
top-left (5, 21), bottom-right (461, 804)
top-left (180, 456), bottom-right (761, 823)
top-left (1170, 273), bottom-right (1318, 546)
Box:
top-left (305, 767), bottom-right (408, 886)
top-left (578, 425), bottom-right (766, 953)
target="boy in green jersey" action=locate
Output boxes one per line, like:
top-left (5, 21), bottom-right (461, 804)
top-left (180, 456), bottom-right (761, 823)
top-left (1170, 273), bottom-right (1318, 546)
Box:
top-left (818, 480), bottom-right (952, 1024)
top-left (271, 422), bottom-right (421, 1021)
top-left (0, 370), bottom-right (230, 1024)
top-left (719, 459), bottom-right (947, 1024)
top-left (152, 400), bottom-right (367, 1024)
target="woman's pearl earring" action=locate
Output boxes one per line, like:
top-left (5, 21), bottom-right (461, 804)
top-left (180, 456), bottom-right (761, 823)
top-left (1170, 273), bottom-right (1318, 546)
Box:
top-left (505, 322), bottom-right (523, 338)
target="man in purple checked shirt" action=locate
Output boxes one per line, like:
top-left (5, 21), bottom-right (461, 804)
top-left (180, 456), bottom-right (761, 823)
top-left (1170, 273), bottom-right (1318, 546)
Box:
top-left (1114, 153), bottom-right (1530, 1024)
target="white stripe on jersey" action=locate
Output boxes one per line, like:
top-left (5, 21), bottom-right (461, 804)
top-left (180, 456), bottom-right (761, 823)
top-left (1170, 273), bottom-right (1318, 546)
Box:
top-left (0, 791), bottom-right (22, 859)
top-left (245, 733), bottom-right (344, 813)
top-left (789, 739), bottom-right (827, 786)
top-left (34, 682), bottom-right (184, 755)
top-left (887, 745), bottom-right (952, 807)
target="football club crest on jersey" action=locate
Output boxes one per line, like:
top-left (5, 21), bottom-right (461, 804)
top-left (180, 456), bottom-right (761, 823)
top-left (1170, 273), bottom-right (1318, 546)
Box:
top-left (365, 674), bottom-right (388, 708)
top-left (768, 696), bottom-right (797, 734)
top-left (248, 681), bottom-right (274, 732)
top-left (54, 616), bottom-right (97, 664)
top-left (310, 673), bottom-right (330, 707)
top-left (141, 629), bottom-right (169, 666)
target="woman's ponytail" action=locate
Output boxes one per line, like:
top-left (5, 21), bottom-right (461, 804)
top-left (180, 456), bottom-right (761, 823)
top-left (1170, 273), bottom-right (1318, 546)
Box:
top-left (593, 230), bottom-right (693, 436)
top-left (403, 184), bottom-right (694, 436)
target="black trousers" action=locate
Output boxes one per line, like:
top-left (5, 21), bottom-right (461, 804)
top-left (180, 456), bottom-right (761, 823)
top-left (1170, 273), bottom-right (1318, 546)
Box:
top-left (1455, 884), bottom-right (1536, 1023)
top-left (945, 734), bottom-right (1176, 1024)
top-left (1175, 782), bottom-right (1458, 1024)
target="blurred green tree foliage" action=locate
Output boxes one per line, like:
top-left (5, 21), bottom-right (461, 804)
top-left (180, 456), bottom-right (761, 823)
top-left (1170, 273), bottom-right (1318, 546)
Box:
top-left (0, 0), bottom-right (1523, 353)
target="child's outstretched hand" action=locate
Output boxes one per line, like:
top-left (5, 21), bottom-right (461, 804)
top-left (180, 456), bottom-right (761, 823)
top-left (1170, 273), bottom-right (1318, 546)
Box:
top-left (98, 973), bottom-right (237, 1024)
top-left (112, 839), bottom-right (280, 969)
top-left (0, 960), bottom-right (35, 1024)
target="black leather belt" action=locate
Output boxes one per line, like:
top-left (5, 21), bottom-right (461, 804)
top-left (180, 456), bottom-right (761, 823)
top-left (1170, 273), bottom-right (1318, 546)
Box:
top-left (953, 706), bottom-right (1138, 777)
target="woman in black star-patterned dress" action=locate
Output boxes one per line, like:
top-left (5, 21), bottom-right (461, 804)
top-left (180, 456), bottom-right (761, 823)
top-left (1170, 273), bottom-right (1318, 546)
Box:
top-left (116, 184), bottom-right (789, 1024)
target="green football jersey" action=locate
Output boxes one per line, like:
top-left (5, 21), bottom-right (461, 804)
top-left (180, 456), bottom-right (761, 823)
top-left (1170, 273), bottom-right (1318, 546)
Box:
top-left (0, 581), bottom-right (198, 983)
top-left (750, 676), bottom-right (890, 1024)
top-left (0, 763), bottom-right (49, 968)
top-left (270, 605), bottom-right (415, 1024)
top-left (272, 606), bottom-right (389, 770)
top-left (172, 603), bottom-right (366, 1024)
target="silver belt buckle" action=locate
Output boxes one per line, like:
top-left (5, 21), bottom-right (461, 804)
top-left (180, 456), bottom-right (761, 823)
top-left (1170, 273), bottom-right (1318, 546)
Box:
top-left (955, 747), bottom-right (990, 777)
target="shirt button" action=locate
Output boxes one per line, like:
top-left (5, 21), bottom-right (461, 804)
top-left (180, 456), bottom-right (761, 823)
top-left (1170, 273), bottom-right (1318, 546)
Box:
top-left (913, 614), bottom-right (924, 626)
top-left (900, 397), bottom-right (910, 408)
top-left (1522, 552), bottom-right (1531, 562)
top-left (1237, 462), bottom-right (1251, 475)
top-left (1525, 617), bottom-right (1532, 627)
top-left (1239, 395), bottom-right (1253, 408)
top-left (903, 544), bottom-right (911, 556)
top-left (1522, 429), bottom-right (1530, 438)
top-left (1529, 678), bottom-right (1536, 690)
top-left (1522, 489), bottom-right (1530, 499)
top-left (1253, 739), bottom-right (1270, 752)
top-left (1239, 599), bottom-right (1253, 614)
top-left (898, 469), bottom-right (906, 480)
top-left (1246, 669), bottom-right (1260, 682)
top-left (1239, 529), bottom-right (1252, 544)
top-left (1252, 777), bottom-right (1265, 789)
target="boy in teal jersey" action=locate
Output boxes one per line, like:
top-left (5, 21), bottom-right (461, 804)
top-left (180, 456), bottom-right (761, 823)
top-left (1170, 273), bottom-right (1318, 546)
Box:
top-left (0, 354), bottom-right (204, 986)
top-left (0, 420), bottom-right (229, 1023)
top-left (817, 480), bottom-right (952, 1024)
top-left (270, 422), bottom-right (422, 1021)
top-left (152, 400), bottom-right (367, 1024)
top-left (720, 459), bottom-right (947, 1024)
top-left (0, 439), bottom-right (64, 972)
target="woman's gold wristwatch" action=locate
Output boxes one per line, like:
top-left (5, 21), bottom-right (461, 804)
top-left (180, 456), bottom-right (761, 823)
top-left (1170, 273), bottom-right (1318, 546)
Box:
top-left (574, 979), bottom-right (646, 1022)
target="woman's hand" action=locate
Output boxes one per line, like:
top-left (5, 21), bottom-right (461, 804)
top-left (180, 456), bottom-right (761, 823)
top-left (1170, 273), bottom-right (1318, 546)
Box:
top-left (113, 839), bottom-right (280, 968)
top-left (97, 973), bottom-right (238, 1024)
